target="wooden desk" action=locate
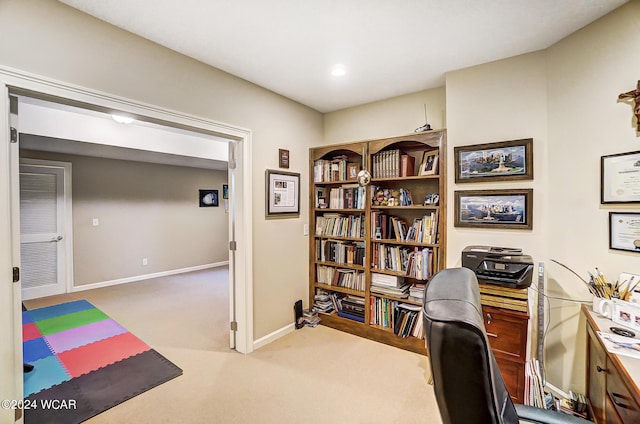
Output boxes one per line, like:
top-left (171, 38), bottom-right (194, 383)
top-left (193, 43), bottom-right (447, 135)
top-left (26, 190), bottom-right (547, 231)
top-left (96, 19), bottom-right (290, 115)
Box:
top-left (583, 304), bottom-right (640, 423)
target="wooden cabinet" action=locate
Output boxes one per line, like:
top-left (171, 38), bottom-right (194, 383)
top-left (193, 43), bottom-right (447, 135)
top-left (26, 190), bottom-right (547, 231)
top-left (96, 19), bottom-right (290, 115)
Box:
top-left (309, 130), bottom-right (446, 354)
top-left (583, 305), bottom-right (640, 424)
top-left (482, 305), bottom-right (529, 403)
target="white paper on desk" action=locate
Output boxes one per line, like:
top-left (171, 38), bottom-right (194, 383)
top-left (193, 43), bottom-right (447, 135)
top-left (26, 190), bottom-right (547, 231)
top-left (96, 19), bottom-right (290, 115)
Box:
top-left (597, 331), bottom-right (640, 359)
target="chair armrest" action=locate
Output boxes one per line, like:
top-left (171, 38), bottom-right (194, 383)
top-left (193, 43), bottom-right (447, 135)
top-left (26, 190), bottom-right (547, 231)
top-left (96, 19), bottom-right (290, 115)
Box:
top-left (515, 404), bottom-right (591, 424)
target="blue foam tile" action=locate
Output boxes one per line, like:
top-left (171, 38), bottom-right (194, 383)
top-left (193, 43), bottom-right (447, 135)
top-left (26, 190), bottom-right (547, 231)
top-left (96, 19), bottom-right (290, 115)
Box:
top-left (22, 310), bottom-right (33, 324)
top-left (23, 355), bottom-right (71, 398)
top-left (23, 337), bottom-right (54, 363)
top-left (26, 299), bottom-right (95, 322)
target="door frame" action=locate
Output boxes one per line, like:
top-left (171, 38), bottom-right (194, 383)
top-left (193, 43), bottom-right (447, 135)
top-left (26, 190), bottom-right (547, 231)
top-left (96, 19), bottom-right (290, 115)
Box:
top-left (19, 159), bottom-right (74, 300)
top-left (0, 65), bottom-right (254, 410)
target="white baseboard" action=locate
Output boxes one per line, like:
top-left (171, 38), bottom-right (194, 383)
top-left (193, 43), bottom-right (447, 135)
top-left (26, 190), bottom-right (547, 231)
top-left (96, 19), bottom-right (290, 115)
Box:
top-left (253, 323), bottom-right (295, 350)
top-left (72, 261), bottom-right (229, 292)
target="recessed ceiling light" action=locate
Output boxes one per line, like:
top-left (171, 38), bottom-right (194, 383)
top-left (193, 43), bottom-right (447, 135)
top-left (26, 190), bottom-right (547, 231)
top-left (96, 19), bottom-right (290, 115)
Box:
top-left (331, 64), bottom-right (347, 76)
top-left (111, 114), bottom-right (134, 124)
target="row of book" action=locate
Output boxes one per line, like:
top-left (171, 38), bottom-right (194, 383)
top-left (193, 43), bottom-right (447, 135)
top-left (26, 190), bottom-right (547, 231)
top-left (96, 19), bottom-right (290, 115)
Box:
top-left (313, 291), bottom-right (366, 322)
top-left (318, 185), bottom-right (366, 209)
top-left (371, 245), bottom-right (435, 280)
top-left (315, 213), bottom-right (365, 238)
top-left (371, 211), bottom-right (439, 244)
top-left (316, 266), bottom-right (365, 291)
top-left (313, 155), bottom-right (359, 183)
top-left (372, 149), bottom-right (415, 178)
top-left (379, 301), bottom-right (424, 338)
top-left (315, 240), bottom-right (366, 266)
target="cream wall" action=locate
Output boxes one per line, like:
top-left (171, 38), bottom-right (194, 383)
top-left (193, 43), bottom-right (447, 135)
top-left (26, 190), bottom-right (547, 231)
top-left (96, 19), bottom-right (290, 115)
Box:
top-left (0, 0), bottom-right (323, 340)
top-left (545, 1), bottom-right (640, 392)
top-left (21, 148), bottom-right (228, 286)
top-left (323, 87), bottom-right (446, 143)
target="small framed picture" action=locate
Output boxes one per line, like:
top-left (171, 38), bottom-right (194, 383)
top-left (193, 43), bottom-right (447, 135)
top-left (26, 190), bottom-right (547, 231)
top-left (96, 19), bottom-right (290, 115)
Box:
top-left (348, 163), bottom-right (359, 180)
top-left (279, 149), bottom-right (290, 169)
top-left (609, 212), bottom-right (640, 253)
top-left (199, 189), bottom-right (219, 207)
top-left (419, 150), bottom-right (439, 176)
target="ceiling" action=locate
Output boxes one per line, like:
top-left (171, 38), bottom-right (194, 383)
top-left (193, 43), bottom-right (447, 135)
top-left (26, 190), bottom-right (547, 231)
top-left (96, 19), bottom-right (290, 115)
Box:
top-left (58, 0), bottom-right (627, 113)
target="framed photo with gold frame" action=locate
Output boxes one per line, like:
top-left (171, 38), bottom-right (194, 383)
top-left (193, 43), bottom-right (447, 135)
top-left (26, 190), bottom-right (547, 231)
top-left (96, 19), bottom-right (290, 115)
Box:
top-left (419, 150), bottom-right (439, 176)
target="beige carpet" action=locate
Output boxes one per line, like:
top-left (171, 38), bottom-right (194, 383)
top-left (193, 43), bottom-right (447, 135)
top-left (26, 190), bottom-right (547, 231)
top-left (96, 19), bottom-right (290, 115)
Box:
top-left (24, 267), bottom-right (443, 424)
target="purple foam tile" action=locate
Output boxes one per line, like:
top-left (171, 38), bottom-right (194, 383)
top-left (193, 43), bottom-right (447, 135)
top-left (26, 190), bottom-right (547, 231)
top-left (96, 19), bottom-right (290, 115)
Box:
top-left (44, 319), bottom-right (128, 354)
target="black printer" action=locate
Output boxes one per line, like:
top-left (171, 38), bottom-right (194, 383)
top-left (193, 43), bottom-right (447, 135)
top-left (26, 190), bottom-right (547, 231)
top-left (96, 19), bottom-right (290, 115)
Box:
top-left (461, 245), bottom-right (533, 289)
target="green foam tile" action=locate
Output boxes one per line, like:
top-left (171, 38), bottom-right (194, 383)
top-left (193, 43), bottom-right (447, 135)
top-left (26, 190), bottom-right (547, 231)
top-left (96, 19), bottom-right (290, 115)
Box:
top-left (35, 308), bottom-right (109, 335)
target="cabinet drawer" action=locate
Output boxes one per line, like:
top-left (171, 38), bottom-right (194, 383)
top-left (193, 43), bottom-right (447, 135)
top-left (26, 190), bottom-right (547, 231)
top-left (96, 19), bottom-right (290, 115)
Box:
top-left (482, 306), bottom-right (528, 360)
top-left (496, 357), bottom-right (525, 403)
top-left (606, 360), bottom-right (640, 424)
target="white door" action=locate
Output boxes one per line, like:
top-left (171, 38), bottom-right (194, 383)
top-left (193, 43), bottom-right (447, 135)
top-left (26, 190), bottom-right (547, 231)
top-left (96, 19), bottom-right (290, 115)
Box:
top-left (20, 163), bottom-right (69, 300)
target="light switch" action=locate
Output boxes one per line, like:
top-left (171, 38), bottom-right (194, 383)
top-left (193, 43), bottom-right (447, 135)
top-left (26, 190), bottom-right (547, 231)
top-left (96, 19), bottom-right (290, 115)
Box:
top-left (303, 224), bottom-right (309, 236)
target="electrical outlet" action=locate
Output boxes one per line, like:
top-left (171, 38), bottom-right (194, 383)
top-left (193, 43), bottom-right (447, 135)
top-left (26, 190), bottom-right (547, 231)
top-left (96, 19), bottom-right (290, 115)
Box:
top-left (142, 258), bottom-right (148, 266)
top-left (92, 218), bottom-right (99, 227)
top-left (303, 224), bottom-right (309, 236)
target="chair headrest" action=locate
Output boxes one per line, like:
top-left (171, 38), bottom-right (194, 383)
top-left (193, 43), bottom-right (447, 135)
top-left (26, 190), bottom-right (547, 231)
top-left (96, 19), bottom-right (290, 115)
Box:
top-left (423, 267), bottom-right (484, 332)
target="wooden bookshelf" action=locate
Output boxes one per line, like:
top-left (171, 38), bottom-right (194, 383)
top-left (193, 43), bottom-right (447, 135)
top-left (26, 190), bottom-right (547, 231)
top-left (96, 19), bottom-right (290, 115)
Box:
top-left (309, 130), bottom-right (447, 354)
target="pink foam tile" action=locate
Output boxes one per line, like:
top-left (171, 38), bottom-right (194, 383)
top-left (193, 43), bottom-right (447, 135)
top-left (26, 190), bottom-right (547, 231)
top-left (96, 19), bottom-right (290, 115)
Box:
top-left (23, 322), bottom-right (42, 342)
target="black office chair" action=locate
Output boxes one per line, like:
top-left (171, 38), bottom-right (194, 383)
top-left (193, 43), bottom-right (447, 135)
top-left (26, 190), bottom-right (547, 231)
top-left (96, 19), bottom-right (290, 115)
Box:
top-left (423, 267), bottom-right (590, 424)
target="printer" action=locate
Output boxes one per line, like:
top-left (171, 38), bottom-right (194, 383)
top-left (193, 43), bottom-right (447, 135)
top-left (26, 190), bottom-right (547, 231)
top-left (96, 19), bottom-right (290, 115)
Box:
top-left (461, 245), bottom-right (533, 289)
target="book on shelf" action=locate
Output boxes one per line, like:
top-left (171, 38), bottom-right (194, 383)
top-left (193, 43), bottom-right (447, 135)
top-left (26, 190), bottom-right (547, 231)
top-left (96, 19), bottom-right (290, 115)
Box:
top-left (371, 272), bottom-right (405, 288)
top-left (328, 184), bottom-right (365, 209)
top-left (314, 155), bottom-right (355, 182)
top-left (400, 153), bottom-right (415, 177)
top-left (409, 283), bottom-right (426, 303)
top-left (316, 213), bottom-right (364, 238)
top-left (393, 303), bottom-right (423, 338)
top-left (372, 149), bottom-right (412, 179)
top-left (370, 283), bottom-right (411, 298)
top-left (316, 266), bottom-right (365, 291)
top-left (316, 239), bottom-right (365, 266)
top-left (313, 291), bottom-right (334, 313)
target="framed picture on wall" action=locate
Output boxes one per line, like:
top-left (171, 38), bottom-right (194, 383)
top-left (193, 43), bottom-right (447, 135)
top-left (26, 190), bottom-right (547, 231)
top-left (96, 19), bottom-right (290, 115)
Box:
top-left (199, 189), bottom-right (219, 207)
top-left (454, 189), bottom-right (533, 229)
top-left (601, 150), bottom-right (640, 204)
top-left (266, 169), bottom-right (300, 218)
top-left (454, 138), bottom-right (533, 183)
top-left (609, 212), bottom-right (640, 252)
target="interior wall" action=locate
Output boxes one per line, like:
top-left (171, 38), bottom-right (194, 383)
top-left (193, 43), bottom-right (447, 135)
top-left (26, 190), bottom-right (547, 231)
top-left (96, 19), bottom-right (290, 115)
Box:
top-left (20, 148), bottom-right (228, 286)
top-left (545, 1), bottom-right (640, 392)
top-left (0, 0), bottom-right (323, 340)
top-left (323, 87), bottom-right (446, 144)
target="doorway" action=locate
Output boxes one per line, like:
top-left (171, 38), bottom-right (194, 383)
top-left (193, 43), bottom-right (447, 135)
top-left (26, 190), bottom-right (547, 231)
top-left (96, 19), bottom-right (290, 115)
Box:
top-left (0, 68), bottom-right (255, 413)
top-left (19, 160), bottom-right (72, 301)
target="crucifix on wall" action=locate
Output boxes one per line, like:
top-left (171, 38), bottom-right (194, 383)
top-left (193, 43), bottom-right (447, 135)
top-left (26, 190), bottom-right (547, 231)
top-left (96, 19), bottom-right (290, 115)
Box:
top-left (618, 80), bottom-right (640, 132)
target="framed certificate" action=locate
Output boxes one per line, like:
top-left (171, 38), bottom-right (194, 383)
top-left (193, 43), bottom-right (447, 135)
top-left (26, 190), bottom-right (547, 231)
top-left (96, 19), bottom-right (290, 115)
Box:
top-left (601, 151), bottom-right (640, 204)
top-left (609, 212), bottom-right (640, 253)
